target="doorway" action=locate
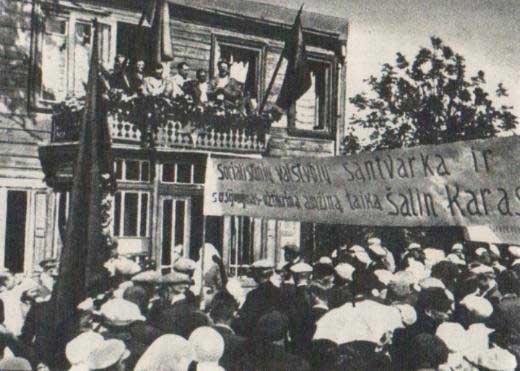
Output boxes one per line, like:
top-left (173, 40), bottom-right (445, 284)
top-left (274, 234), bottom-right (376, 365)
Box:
top-left (159, 196), bottom-right (191, 270)
top-left (4, 191), bottom-right (28, 273)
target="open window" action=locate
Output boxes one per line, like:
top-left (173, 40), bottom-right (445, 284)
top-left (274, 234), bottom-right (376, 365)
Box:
top-left (211, 34), bottom-right (266, 102)
top-left (34, 8), bottom-right (113, 108)
top-left (288, 54), bottom-right (337, 139)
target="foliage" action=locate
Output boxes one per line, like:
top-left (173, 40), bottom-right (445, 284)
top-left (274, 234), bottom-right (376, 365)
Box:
top-left (344, 37), bottom-right (518, 154)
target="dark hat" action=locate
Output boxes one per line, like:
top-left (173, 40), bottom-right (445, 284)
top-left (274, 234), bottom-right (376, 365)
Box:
top-left (255, 311), bottom-right (288, 342)
top-left (283, 244), bottom-right (300, 254)
top-left (417, 287), bottom-right (453, 313)
top-left (39, 258), bottom-right (58, 270)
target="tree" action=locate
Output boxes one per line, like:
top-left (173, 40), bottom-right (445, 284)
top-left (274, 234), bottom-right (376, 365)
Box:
top-left (343, 37), bottom-right (518, 154)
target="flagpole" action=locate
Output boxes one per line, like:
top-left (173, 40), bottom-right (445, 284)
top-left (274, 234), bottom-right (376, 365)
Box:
top-left (258, 4), bottom-right (304, 114)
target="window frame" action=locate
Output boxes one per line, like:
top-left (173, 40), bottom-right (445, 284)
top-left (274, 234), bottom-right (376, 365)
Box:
top-left (161, 161), bottom-right (203, 185)
top-left (287, 52), bottom-right (338, 140)
top-left (112, 190), bottom-right (150, 238)
top-left (210, 33), bottom-right (267, 103)
top-left (115, 159), bottom-right (151, 183)
top-left (30, 5), bottom-right (117, 111)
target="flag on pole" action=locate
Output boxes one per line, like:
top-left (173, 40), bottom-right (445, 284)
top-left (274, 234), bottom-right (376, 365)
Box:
top-left (275, 5), bottom-right (312, 110)
top-left (50, 19), bottom-right (116, 365)
top-left (147, 0), bottom-right (173, 65)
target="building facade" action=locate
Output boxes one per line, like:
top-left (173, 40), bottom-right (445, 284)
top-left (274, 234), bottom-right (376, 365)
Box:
top-left (1, 0), bottom-right (348, 275)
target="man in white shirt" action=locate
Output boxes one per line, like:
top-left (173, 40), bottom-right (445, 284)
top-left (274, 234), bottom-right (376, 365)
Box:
top-left (185, 69), bottom-right (210, 104)
top-left (167, 62), bottom-right (190, 97)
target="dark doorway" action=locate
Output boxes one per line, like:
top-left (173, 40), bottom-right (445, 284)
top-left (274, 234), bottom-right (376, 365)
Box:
top-left (5, 191), bottom-right (27, 273)
top-left (116, 22), bottom-right (150, 68)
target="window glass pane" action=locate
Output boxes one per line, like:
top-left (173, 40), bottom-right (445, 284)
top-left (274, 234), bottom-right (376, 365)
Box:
top-left (162, 163), bottom-right (175, 183)
top-left (176, 163), bottom-right (191, 183)
top-left (174, 201), bottom-right (185, 246)
top-left (113, 192), bottom-right (121, 236)
top-left (220, 45), bottom-right (258, 98)
top-left (125, 160), bottom-right (139, 180)
top-left (42, 19), bottom-right (67, 101)
top-left (73, 22), bottom-right (92, 97)
top-left (141, 161), bottom-right (150, 181)
top-left (295, 62), bottom-right (328, 131)
top-left (123, 193), bottom-right (138, 236)
top-left (194, 164), bottom-right (205, 184)
top-left (162, 199), bottom-right (173, 266)
top-left (140, 193), bottom-right (148, 237)
top-left (114, 160), bottom-right (123, 180)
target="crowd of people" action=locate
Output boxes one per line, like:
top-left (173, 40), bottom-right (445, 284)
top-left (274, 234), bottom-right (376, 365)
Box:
top-left (105, 55), bottom-right (253, 112)
top-left (1, 238), bottom-right (520, 370)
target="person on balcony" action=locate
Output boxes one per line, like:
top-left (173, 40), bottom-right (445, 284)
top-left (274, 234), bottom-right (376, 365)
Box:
top-left (110, 54), bottom-right (132, 94)
top-left (184, 69), bottom-right (210, 104)
top-left (142, 63), bottom-right (170, 97)
top-left (129, 59), bottom-right (146, 95)
top-left (209, 60), bottom-right (244, 107)
top-left (167, 62), bottom-right (191, 98)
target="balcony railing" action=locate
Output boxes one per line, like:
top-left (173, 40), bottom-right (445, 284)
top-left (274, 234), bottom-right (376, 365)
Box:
top-left (50, 94), bottom-right (281, 153)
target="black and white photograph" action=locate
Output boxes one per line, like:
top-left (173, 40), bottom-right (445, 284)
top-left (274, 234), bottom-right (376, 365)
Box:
top-left (0, 0), bottom-right (519, 370)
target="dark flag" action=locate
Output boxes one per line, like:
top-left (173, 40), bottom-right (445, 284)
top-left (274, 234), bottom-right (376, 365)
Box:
top-left (49, 19), bottom-right (116, 366)
top-left (276, 6), bottom-right (312, 110)
top-left (146, 0), bottom-right (173, 65)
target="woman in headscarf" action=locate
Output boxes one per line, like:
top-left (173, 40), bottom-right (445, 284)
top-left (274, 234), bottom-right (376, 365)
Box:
top-left (193, 243), bottom-right (226, 307)
top-left (188, 327), bottom-right (225, 371)
top-left (134, 334), bottom-right (194, 371)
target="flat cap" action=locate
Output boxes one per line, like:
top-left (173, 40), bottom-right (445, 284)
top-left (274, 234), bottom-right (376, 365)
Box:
top-left (467, 347), bottom-right (517, 371)
top-left (131, 270), bottom-right (162, 284)
top-left (470, 264), bottom-right (494, 276)
top-left (367, 237), bottom-right (382, 245)
top-left (250, 259), bottom-right (274, 270)
top-left (113, 257), bottom-right (141, 276)
top-left (460, 294), bottom-right (493, 319)
top-left (66, 331), bottom-right (105, 365)
top-left (334, 263), bottom-right (355, 281)
top-left (407, 242), bottom-right (421, 251)
top-left (100, 298), bottom-right (145, 326)
top-left (290, 262), bottom-right (312, 274)
top-left (39, 258), bottom-right (58, 269)
top-left (374, 269), bottom-right (393, 285)
top-left (349, 245), bottom-right (366, 253)
top-left (508, 245), bottom-right (520, 258)
top-left (317, 256), bottom-right (334, 266)
top-left (475, 247), bottom-right (488, 256)
top-left (419, 277), bottom-right (446, 290)
top-left (162, 272), bottom-right (192, 285)
top-left (367, 244), bottom-right (387, 257)
top-left (189, 327), bottom-right (225, 363)
top-left (489, 244), bottom-right (501, 257)
top-left (173, 257), bottom-right (197, 273)
top-left (451, 243), bottom-right (464, 252)
top-left (87, 339), bottom-right (129, 370)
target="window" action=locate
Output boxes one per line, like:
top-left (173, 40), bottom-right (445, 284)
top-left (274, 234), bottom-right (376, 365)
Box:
top-left (160, 198), bottom-right (190, 269)
top-left (161, 162), bottom-right (203, 184)
top-left (38, 11), bottom-right (113, 105)
top-left (4, 191), bottom-right (28, 273)
top-left (288, 55), bottom-right (336, 138)
top-left (114, 160), bottom-right (150, 182)
top-left (211, 35), bottom-right (266, 101)
top-left (113, 191), bottom-right (149, 237)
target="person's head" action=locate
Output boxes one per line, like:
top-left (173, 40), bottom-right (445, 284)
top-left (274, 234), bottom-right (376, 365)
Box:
top-left (134, 59), bottom-right (145, 73)
top-left (0, 357), bottom-right (32, 371)
top-left (134, 334), bottom-right (194, 371)
top-left (162, 272), bottom-right (192, 296)
top-left (310, 340), bottom-right (338, 371)
top-left (0, 272), bottom-right (15, 291)
top-left (283, 244), bottom-right (300, 263)
top-left (255, 311), bottom-right (289, 345)
top-left (417, 287), bottom-right (454, 323)
top-left (152, 63), bottom-right (164, 79)
top-left (196, 69), bottom-right (208, 83)
top-left (173, 257), bottom-right (197, 278)
top-left (471, 265), bottom-right (497, 292)
top-left (66, 331), bottom-right (105, 367)
top-left (177, 62), bottom-right (190, 79)
top-left (189, 327), bottom-right (225, 365)
top-left (291, 262), bottom-right (313, 285)
top-left (407, 334), bottom-right (449, 371)
top-left (217, 60), bottom-right (230, 77)
top-left (431, 260), bottom-right (460, 291)
top-left (458, 294), bottom-right (493, 327)
top-left (114, 54), bottom-right (126, 71)
top-left (123, 285), bottom-right (148, 314)
top-left (334, 263), bottom-right (355, 286)
top-left (100, 298), bottom-right (145, 329)
top-left (309, 283), bottom-right (329, 308)
top-left (209, 290), bottom-right (239, 325)
top-left (497, 269), bottom-right (520, 296)
top-left (249, 259), bottom-right (275, 284)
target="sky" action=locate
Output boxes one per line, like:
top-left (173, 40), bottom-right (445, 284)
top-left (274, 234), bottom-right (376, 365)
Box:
top-left (255, 0), bottom-right (520, 118)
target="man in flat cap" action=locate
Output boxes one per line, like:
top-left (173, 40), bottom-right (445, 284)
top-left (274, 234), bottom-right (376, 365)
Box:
top-left (281, 244), bottom-right (303, 285)
top-left (234, 259), bottom-right (285, 338)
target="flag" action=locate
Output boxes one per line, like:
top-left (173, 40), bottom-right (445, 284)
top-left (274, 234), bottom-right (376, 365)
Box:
top-left (49, 19), bottom-right (116, 366)
top-left (276, 6), bottom-right (312, 110)
top-left (147, 0), bottom-right (173, 65)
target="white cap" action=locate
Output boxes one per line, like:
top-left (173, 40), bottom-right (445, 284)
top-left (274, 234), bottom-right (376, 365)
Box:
top-left (353, 251), bottom-right (372, 265)
top-left (250, 259), bottom-right (274, 270)
top-left (394, 304), bottom-right (417, 326)
top-left (452, 243), bottom-right (464, 252)
top-left (419, 277), bottom-right (446, 290)
top-left (113, 257), bottom-right (141, 276)
top-left (470, 264), bottom-right (494, 276)
top-left (489, 244), bottom-right (501, 257)
top-left (374, 269), bottom-right (394, 285)
top-left (349, 245), bottom-right (366, 253)
top-left (173, 258), bottom-right (197, 273)
top-left (447, 253), bottom-right (466, 266)
top-left (513, 259), bottom-right (520, 267)
top-left (290, 262), bottom-right (313, 274)
top-left (407, 242), bottom-right (421, 251)
top-left (87, 339), bottom-right (129, 370)
top-left (509, 245), bottom-right (520, 258)
top-left (100, 298), bottom-right (145, 326)
top-left (189, 327), bottom-right (225, 363)
top-left (66, 331), bottom-right (105, 365)
top-left (460, 294), bottom-right (493, 319)
top-left (475, 247), bottom-right (488, 256)
top-left (368, 244), bottom-right (387, 257)
top-left (435, 322), bottom-right (468, 353)
top-left (317, 256), bottom-right (334, 266)
top-left (424, 248), bottom-right (445, 264)
top-left (467, 347), bottom-right (517, 371)
top-left (367, 237), bottom-right (382, 245)
top-left (334, 263), bottom-right (355, 281)
top-left (132, 270), bottom-right (162, 283)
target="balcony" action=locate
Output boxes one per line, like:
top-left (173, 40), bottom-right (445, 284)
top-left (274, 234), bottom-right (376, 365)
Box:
top-left (50, 94), bottom-right (281, 154)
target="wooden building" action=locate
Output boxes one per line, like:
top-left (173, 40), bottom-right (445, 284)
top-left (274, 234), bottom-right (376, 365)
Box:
top-left (1, 0), bottom-right (348, 275)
